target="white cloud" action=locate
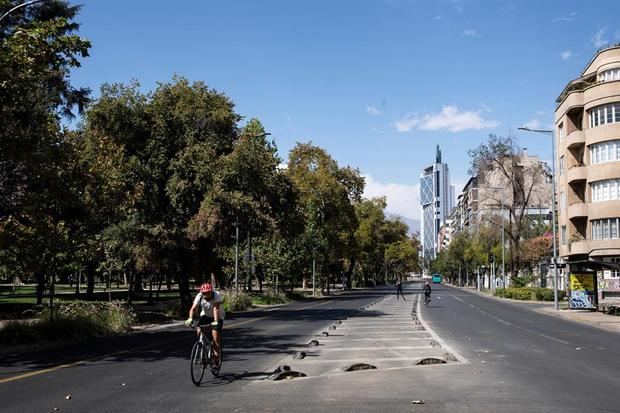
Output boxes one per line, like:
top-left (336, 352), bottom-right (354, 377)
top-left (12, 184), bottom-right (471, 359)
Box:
top-left (394, 105), bottom-right (499, 133)
top-left (521, 118), bottom-right (554, 131)
top-left (366, 105), bottom-right (383, 115)
top-left (523, 119), bottom-right (542, 129)
top-left (451, 0), bottom-right (464, 13)
top-left (394, 115), bottom-right (420, 132)
top-left (463, 29), bottom-right (480, 37)
top-left (560, 50), bottom-right (573, 60)
top-left (363, 174), bottom-right (420, 220)
top-left (552, 12), bottom-right (577, 23)
top-left (536, 110), bottom-right (546, 116)
top-left (592, 27), bottom-right (608, 48)
top-left (434, 15), bottom-right (441, 21)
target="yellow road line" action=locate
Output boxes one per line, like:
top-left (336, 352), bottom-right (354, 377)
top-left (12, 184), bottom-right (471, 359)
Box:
top-left (0, 299), bottom-right (334, 384)
top-left (0, 361), bottom-right (85, 384)
top-left (294, 300), bottom-right (333, 311)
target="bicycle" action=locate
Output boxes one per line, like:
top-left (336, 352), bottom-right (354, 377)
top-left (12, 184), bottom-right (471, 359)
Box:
top-left (189, 320), bottom-right (222, 386)
top-left (424, 294), bottom-right (431, 308)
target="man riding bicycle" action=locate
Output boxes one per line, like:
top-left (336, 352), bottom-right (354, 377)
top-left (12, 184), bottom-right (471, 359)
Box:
top-left (423, 281), bottom-right (431, 305)
top-left (185, 282), bottom-right (225, 363)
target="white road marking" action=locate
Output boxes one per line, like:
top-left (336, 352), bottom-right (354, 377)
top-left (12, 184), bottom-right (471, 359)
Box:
top-left (313, 345), bottom-right (434, 352)
top-left (538, 333), bottom-right (570, 344)
top-left (418, 295), bottom-right (470, 364)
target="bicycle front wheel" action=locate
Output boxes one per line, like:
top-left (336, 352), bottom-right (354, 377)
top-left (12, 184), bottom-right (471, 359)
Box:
top-left (190, 341), bottom-right (206, 386)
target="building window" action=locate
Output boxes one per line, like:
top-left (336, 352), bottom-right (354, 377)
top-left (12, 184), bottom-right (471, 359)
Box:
top-left (592, 218), bottom-right (620, 240)
top-left (599, 68), bottom-right (620, 82)
top-left (590, 140), bottom-right (620, 164)
top-left (591, 179), bottom-right (620, 202)
top-left (559, 156), bottom-right (565, 175)
top-left (561, 226), bottom-right (567, 245)
top-left (560, 191), bottom-right (567, 210)
top-left (589, 103), bottom-right (620, 128)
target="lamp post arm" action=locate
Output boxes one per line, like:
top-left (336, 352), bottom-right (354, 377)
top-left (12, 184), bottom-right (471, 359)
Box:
top-left (0, 0), bottom-right (46, 24)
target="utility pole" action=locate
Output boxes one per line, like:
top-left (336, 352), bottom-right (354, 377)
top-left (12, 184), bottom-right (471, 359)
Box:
top-left (312, 258), bottom-right (316, 297)
top-left (234, 222), bottom-right (239, 293)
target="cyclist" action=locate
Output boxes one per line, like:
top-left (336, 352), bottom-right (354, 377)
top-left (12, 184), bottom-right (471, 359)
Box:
top-left (185, 282), bottom-right (225, 363)
top-left (423, 281), bottom-right (431, 306)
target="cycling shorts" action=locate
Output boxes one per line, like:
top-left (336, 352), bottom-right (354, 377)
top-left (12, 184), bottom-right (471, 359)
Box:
top-left (198, 316), bottom-right (224, 333)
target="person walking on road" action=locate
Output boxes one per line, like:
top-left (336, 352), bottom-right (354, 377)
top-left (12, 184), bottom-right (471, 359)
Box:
top-left (423, 281), bottom-right (431, 307)
top-left (396, 279), bottom-right (406, 300)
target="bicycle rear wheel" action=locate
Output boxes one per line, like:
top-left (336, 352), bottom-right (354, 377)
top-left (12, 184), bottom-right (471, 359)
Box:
top-left (190, 341), bottom-right (206, 386)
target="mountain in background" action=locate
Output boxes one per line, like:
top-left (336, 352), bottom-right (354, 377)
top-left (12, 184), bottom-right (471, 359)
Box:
top-left (387, 214), bottom-right (420, 237)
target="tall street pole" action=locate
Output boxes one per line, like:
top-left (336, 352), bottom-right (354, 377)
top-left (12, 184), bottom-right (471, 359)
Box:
top-left (312, 258), bottom-right (316, 297)
top-left (502, 210), bottom-right (506, 289)
top-left (519, 127), bottom-right (559, 310)
top-left (234, 222), bottom-right (239, 294)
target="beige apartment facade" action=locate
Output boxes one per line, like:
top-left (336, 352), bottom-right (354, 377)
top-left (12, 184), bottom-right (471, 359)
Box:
top-left (555, 44), bottom-right (620, 299)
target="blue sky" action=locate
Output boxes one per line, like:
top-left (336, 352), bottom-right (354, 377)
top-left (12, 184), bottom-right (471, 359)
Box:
top-left (69, 0), bottom-right (620, 222)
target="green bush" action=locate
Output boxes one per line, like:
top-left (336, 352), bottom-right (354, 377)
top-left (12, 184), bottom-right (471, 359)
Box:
top-left (56, 301), bottom-right (135, 334)
top-left (0, 320), bottom-right (41, 345)
top-left (495, 287), bottom-right (561, 302)
top-left (0, 301), bottom-right (136, 346)
top-left (251, 290), bottom-right (288, 305)
top-left (222, 291), bottom-right (252, 312)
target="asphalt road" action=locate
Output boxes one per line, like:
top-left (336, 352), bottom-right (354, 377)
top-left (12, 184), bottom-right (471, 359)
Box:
top-left (2, 283), bottom-right (619, 412)
top-left (0, 286), bottom-right (393, 413)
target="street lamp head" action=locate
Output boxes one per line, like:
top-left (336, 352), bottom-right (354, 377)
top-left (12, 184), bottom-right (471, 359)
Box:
top-left (518, 126), bottom-right (553, 134)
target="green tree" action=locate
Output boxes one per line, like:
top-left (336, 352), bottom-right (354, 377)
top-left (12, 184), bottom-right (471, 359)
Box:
top-left (286, 143), bottom-right (364, 293)
top-left (0, 0), bottom-right (90, 304)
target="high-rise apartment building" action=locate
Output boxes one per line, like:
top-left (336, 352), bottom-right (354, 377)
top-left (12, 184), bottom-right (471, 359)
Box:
top-left (420, 146), bottom-right (454, 265)
top-left (555, 44), bottom-right (620, 298)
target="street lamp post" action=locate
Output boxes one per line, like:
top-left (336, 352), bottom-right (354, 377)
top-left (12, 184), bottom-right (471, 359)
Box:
top-left (518, 127), bottom-right (559, 310)
top-left (234, 221), bottom-right (239, 293)
top-left (0, 0), bottom-right (47, 24)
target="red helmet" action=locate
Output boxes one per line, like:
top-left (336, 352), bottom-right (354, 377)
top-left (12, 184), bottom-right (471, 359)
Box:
top-left (199, 283), bottom-right (213, 293)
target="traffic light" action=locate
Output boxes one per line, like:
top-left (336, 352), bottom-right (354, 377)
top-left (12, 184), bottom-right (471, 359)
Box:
top-left (488, 252), bottom-right (495, 263)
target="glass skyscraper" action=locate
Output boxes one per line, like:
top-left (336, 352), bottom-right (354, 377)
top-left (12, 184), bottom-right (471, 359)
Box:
top-left (420, 145), bottom-right (454, 267)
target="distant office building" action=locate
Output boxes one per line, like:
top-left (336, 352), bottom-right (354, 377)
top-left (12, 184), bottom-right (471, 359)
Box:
top-left (420, 146), bottom-right (454, 265)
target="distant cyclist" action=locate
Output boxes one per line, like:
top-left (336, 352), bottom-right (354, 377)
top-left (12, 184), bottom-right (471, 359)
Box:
top-left (185, 282), bottom-right (225, 363)
top-left (423, 281), bottom-right (431, 306)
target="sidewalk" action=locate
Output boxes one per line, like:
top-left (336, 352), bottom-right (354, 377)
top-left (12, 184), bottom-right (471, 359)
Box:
top-left (535, 306), bottom-right (620, 334)
top-left (453, 284), bottom-right (620, 334)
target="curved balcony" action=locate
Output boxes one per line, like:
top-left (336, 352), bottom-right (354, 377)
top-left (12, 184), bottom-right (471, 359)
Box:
top-left (567, 166), bottom-right (587, 183)
top-left (589, 239), bottom-right (620, 257)
top-left (588, 163), bottom-right (620, 182)
top-left (587, 201), bottom-right (620, 220)
top-left (565, 130), bottom-right (585, 149)
top-left (569, 240), bottom-right (589, 255)
top-left (583, 80), bottom-right (620, 109)
top-left (556, 92), bottom-right (584, 118)
top-left (585, 124), bottom-right (620, 147)
top-left (568, 202), bottom-right (588, 219)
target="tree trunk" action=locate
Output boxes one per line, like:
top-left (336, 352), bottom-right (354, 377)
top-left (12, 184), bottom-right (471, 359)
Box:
top-left (344, 258), bottom-right (355, 290)
top-left (127, 271), bottom-right (133, 304)
top-left (86, 262), bottom-right (95, 300)
top-left (35, 272), bottom-right (45, 305)
top-left (178, 272), bottom-right (192, 309)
